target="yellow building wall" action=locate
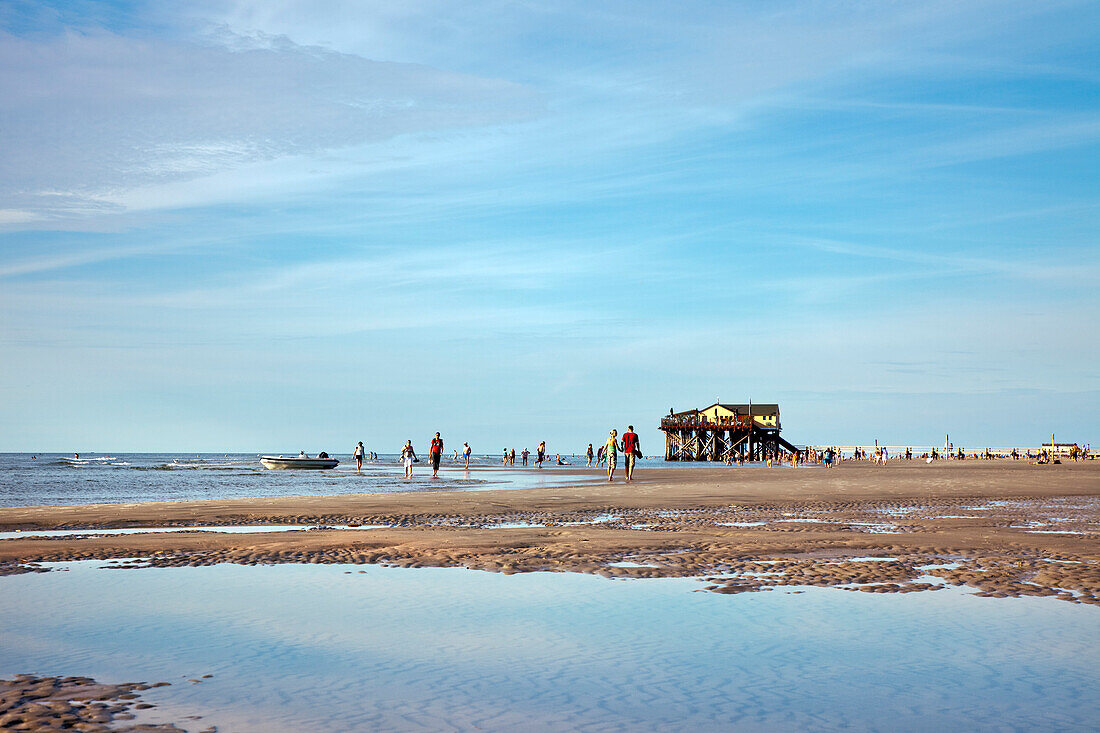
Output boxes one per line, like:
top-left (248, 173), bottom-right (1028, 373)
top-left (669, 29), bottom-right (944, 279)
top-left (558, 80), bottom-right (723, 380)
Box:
top-left (699, 405), bottom-right (778, 427)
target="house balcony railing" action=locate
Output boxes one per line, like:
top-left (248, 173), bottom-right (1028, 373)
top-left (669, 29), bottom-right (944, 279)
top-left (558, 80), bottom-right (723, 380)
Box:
top-left (660, 416), bottom-right (764, 431)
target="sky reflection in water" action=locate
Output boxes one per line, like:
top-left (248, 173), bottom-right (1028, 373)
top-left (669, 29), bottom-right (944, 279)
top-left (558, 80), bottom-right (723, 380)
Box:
top-left (1, 562), bottom-right (1097, 731)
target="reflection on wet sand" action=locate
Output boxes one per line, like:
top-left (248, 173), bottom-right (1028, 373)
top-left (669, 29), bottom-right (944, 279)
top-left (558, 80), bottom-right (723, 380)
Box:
top-left (1, 562), bottom-right (1098, 732)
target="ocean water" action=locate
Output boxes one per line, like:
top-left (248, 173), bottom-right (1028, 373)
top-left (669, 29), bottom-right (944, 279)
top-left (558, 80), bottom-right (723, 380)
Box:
top-left (1, 562), bottom-right (1096, 732)
top-left (0, 453), bottom-right (608, 508)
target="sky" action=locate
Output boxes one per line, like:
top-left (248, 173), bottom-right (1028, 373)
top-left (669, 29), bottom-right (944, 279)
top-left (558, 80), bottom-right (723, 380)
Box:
top-left (1, 0), bottom-right (1098, 453)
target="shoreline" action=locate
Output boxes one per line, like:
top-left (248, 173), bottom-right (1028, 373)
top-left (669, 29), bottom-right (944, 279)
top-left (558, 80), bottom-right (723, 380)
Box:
top-left (1, 461), bottom-right (1097, 603)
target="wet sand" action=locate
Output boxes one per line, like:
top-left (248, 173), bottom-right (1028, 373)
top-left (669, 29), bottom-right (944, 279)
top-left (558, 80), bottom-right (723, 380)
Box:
top-left (0, 674), bottom-right (187, 732)
top-left (1, 461), bottom-right (1097, 603)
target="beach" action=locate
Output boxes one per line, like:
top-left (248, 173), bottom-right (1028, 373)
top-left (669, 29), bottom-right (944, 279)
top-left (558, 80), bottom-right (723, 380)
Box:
top-left (2, 460), bottom-right (1098, 731)
top-left (2, 460), bottom-right (1097, 598)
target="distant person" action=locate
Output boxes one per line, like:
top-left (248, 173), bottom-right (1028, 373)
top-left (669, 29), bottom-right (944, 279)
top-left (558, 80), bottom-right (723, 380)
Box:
top-left (622, 425), bottom-right (640, 482)
top-left (503, 449), bottom-right (509, 465)
top-left (318, 451), bottom-right (329, 459)
top-left (586, 443), bottom-right (594, 467)
top-left (509, 448), bottom-right (516, 466)
top-left (556, 454), bottom-right (569, 465)
top-left (298, 450), bottom-right (307, 458)
top-left (353, 441), bottom-right (365, 472)
top-left (597, 445), bottom-right (605, 466)
top-left (521, 448), bottom-right (529, 466)
top-left (463, 442), bottom-right (472, 469)
top-left (536, 441), bottom-right (546, 469)
top-left (429, 432), bottom-right (444, 478)
top-left (604, 430), bottom-right (620, 482)
top-left (401, 440), bottom-right (417, 478)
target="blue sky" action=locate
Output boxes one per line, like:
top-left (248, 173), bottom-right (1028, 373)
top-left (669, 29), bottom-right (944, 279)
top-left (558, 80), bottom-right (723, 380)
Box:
top-left (1, 0), bottom-right (1097, 452)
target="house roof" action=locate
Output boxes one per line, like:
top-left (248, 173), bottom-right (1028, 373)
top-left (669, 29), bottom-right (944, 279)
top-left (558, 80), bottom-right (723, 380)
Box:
top-left (706, 403), bottom-right (779, 416)
top-left (672, 403), bottom-right (780, 417)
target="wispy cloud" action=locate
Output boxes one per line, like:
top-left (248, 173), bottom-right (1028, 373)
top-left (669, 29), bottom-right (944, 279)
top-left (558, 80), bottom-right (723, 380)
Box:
top-left (0, 26), bottom-right (540, 223)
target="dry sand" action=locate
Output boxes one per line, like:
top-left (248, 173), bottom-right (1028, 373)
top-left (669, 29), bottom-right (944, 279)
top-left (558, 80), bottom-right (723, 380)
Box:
top-left (1, 460), bottom-right (1097, 603)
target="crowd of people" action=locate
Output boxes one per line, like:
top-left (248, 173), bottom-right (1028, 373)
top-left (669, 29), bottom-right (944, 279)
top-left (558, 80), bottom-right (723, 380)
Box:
top-left (348, 427), bottom-right (643, 482)
top-left (345, 434), bottom-right (1091, 478)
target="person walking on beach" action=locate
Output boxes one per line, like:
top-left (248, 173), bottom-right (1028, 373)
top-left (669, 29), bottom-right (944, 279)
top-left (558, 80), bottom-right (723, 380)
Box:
top-left (536, 441), bottom-right (546, 469)
top-left (604, 430), bottom-right (620, 482)
top-left (462, 442), bottom-right (472, 469)
top-left (508, 448), bottom-right (516, 466)
top-left (503, 449), bottom-right (509, 465)
top-left (401, 440), bottom-right (417, 479)
top-left (353, 441), bottom-right (365, 472)
top-left (622, 426), bottom-right (640, 482)
top-left (521, 448), bottom-right (529, 466)
top-left (586, 443), bottom-right (594, 467)
top-left (428, 432), bottom-right (444, 478)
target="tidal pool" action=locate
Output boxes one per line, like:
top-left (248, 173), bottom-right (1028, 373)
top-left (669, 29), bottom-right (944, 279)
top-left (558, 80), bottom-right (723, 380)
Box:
top-left (0, 562), bottom-right (1097, 731)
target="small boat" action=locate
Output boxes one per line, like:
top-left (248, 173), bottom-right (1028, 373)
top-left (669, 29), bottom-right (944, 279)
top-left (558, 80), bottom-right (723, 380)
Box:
top-left (260, 455), bottom-right (339, 470)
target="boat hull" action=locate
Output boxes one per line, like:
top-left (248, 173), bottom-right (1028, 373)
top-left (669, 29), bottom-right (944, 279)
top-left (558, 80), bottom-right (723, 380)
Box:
top-left (260, 456), bottom-right (339, 470)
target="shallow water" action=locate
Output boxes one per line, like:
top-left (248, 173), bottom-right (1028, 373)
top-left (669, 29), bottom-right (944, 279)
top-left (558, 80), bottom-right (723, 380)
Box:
top-left (1, 562), bottom-right (1097, 732)
top-left (0, 453), bottom-right (605, 507)
top-left (0, 525), bottom-right (393, 540)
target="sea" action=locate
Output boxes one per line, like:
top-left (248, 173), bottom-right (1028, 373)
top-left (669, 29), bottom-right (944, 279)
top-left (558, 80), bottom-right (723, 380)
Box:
top-left (0, 452), bottom-right (615, 508)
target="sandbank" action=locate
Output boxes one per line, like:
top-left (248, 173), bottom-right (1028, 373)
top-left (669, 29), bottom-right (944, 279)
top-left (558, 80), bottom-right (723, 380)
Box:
top-left (1, 461), bottom-right (1097, 603)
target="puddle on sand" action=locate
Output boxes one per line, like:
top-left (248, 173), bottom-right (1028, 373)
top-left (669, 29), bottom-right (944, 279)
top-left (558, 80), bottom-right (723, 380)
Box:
top-left (561, 513), bottom-right (620, 526)
top-left (0, 562), bottom-right (1097, 732)
top-left (482, 522), bottom-right (548, 529)
top-left (1027, 530), bottom-right (1090, 535)
top-left (0, 525), bottom-right (391, 540)
top-left (874, 506), bottom-right (927, 515)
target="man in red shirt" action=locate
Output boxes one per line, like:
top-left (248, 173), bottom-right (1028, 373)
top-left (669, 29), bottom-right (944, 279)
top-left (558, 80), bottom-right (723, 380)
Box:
top-left (622, 425), bottom-right (640, 482)
top-left (429, 432), bottom-right (444, 478)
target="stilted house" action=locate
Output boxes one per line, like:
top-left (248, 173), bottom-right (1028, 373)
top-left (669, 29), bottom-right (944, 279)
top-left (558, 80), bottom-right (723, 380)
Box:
top-left (660, 402), bottom-right (798, 461)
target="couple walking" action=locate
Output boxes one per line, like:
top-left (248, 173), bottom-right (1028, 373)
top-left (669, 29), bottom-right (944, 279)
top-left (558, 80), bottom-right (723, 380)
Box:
top-left (604, 426), bottom-right (640, 483)
top-left (400, 432), bottom-right (446, 478)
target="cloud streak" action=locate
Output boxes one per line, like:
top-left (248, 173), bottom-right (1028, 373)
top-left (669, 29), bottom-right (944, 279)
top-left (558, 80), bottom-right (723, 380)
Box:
top-left (0, 27), bottom-right (539, 222)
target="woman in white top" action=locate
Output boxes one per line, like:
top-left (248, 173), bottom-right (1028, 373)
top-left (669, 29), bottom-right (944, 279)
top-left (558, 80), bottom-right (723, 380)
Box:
top-left (353, 441), bottom-right (365, 472)
top-left (401, 440), bottom-right (417, 478)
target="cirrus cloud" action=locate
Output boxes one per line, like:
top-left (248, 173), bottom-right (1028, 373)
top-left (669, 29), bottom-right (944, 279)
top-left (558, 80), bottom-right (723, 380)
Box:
top-left (0, 27), bottom-right (541, 223)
